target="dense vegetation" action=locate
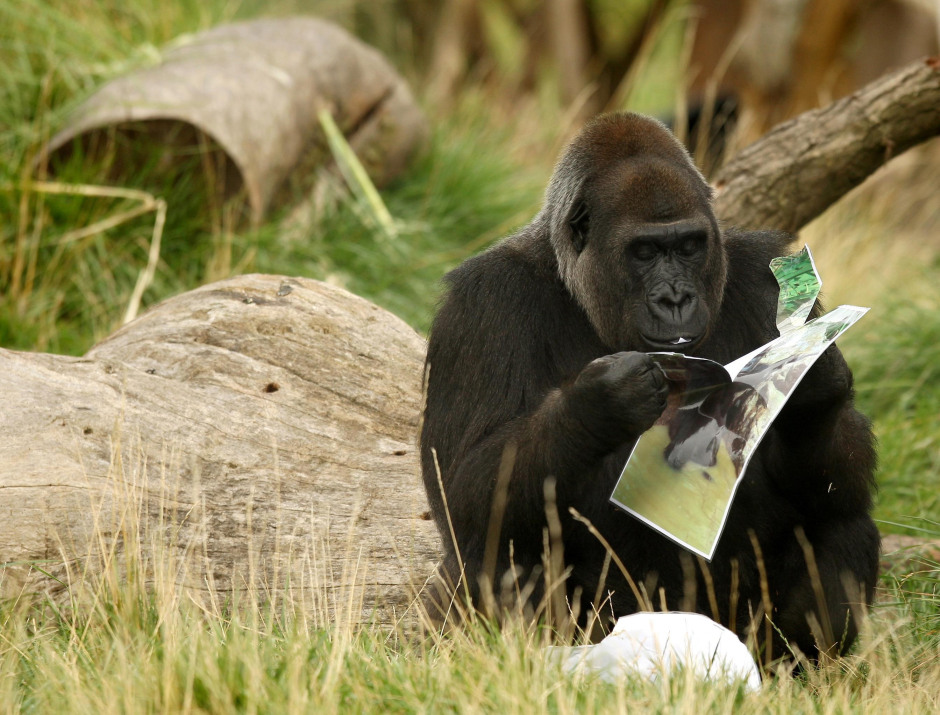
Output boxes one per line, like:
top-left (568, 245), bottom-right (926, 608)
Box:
top-left (0, 1), bottom-right (937, 711)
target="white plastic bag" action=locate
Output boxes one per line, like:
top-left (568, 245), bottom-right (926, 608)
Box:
top-left (545, 612), bottom-right (761, 691)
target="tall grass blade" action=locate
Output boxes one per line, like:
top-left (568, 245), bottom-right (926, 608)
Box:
top-left (317, 109), bottom-right (398, 242)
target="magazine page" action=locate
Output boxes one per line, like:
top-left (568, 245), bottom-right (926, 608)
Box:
top-left (609, 353), bottom-right (741, 558)
top-left (609, 247), bottom-right (867, 559)
top-left (722, 245), bottom-right (823, 378)
top-left (770, 245), bottom-right (821, 336)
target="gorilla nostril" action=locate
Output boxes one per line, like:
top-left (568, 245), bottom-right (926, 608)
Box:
top-left (652, 286), bottom-right (693, 311)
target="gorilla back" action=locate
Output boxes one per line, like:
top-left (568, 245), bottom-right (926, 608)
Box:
top-left (420, 112), bottom-right (878, 662)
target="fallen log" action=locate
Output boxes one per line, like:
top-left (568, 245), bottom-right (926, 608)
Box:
top-left (42, 17), bottom-right (428, 223)
top-left (714, 56), bottom-right (940, 232)
top-left (0, 276), bottom-right (437, 625)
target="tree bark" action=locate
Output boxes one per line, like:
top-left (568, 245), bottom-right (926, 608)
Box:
top-left (714, 56), bottom-right (940, 233)
top-left (426, 0), bottom-right (480, 106)
top-left (546, 0), bottom-right (594, 110)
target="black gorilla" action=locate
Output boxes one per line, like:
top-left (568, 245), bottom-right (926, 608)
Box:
top-left (420, 112), bottom-right (879, 661)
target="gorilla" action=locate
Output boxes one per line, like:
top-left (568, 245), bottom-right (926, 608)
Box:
top-left (420, 112), bottom-right (879, 662)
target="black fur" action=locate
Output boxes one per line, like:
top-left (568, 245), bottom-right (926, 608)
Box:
top-left (420, 113), bottom-right (879, 661)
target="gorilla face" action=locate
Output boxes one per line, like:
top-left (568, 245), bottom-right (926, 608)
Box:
top-left (548, 115), bottom-right (726, 353)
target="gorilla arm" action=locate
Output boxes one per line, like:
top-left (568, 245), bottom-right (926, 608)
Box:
top-left (714, 234), bottom-right (878, 657)
top-left (421, 244), bottom-right (667, 597)
top-left (764, 345), bottom-right (879, 656)
top-left (773, 343), bottom-right (876, 518)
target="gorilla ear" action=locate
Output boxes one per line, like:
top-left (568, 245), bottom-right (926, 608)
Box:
top-left (568, 200), bottom-right (589, 253)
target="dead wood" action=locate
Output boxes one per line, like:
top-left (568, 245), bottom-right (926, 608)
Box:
top-left (714, 56), bottom-right (940, 233)
top-left (0, 276), bottom-right (437, 626)
top-left (43, 18), bottom-right (428, 223)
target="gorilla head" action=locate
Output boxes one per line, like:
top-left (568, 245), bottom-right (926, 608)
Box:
top-left (544, 113), bottom-right (727, 353)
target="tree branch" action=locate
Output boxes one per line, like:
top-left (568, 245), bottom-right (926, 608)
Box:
top-left (715, 56), bottom-right (940, 233)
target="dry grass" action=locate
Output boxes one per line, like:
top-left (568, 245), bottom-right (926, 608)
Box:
top-left (0, 493), bottom-right (937, 713)
top-left (0, 434), bottom-right (937, 714)
top-left (804, 143), bottom-right (940, 310)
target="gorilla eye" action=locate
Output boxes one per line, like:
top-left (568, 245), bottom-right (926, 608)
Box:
top-left (631, 241), bottom-right (658, 261)
top-left (679, 235), bottom-right (704, 257)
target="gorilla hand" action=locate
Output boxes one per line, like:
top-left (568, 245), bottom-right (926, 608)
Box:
top-left (570, 352), bottom-right (668, 445)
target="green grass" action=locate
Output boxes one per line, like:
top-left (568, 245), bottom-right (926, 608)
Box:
top-left (0, 0), bottom-right (254, 352)
top-left (0, 101), bottom-right (542, 352)
top-left (808, 202), bottom-right (940, 534)
top-left (1, 1), bottom-right (939, 712)
top-left (250, 100), bottom-right (545, 334)
top-left (847, 279), bottom-right (940, 533)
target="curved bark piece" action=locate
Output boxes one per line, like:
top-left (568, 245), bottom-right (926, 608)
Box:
top-left (714, 56), bottom-right (940, 233)
top-left (44, 18), bottom-right (428, 222)
top-left (0, 275), bottom-right (437, 626)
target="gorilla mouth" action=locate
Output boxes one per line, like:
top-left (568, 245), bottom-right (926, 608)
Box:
top-left (642, 334), bottom-right (701, 352)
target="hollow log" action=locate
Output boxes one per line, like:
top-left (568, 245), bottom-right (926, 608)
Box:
top-left (43, 18), bottom-right (428, 223)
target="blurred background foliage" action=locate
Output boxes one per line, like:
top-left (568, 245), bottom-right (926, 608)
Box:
top-left (0, 0), bottom-right (938, 531)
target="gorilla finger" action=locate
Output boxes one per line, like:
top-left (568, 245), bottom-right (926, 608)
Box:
top-left (577, 356), bottom-right (616, 383)
top-left (608, 352), bottom-right (654, 378)
top-left (648, 362), bottom-right (667, 389)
